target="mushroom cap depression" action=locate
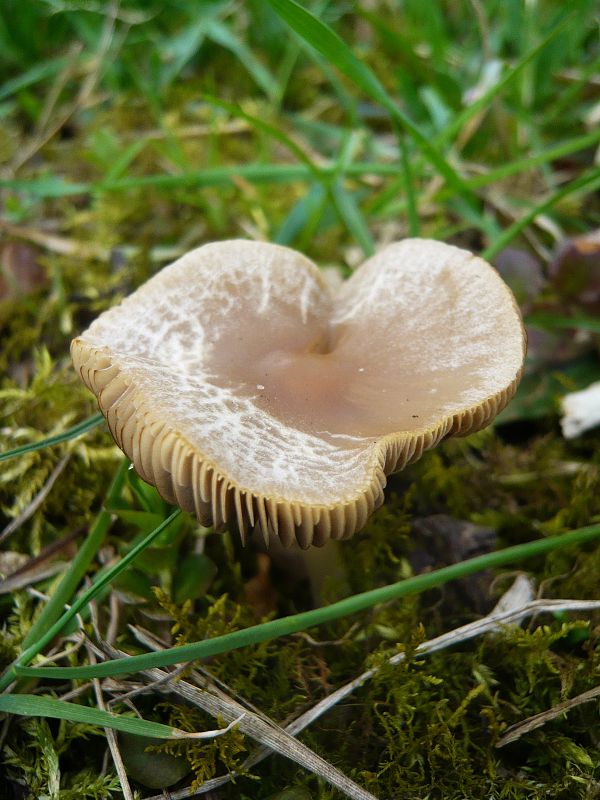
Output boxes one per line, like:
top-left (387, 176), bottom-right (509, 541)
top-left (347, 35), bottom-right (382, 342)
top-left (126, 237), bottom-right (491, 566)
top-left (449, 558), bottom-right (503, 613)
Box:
top-left (71, 239), bottom-right (526, 548)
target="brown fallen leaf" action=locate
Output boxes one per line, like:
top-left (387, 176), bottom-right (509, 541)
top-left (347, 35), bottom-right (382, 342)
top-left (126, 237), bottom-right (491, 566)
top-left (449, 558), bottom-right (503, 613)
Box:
top-left (548, 229), bottom-right (600, 314)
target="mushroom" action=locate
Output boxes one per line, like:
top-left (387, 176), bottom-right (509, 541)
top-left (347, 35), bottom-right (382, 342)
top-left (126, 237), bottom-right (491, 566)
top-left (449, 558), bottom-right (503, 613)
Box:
top-left (71, 239), bottom-right (526, 548)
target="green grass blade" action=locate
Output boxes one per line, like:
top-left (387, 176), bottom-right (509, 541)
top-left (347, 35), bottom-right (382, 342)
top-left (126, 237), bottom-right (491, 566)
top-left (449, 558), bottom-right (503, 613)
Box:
top-left (330, 181), bottom-right (374, 256)
top-left (0, 413), bottom-right (104, 463)
top-left (465, 128), bottom-right (600, 191)
top-left (544, 53), bottom-right (600, 124)
top-left (274, 182), bottom-right (328, 245)
top-left (0, 167), bottom-right (312, 197)
top-left (20, 459), bottom-right (129, 651)
top-left (1, 162), bottom-right (417, 199)
top-left (483, 166), bottom-right (600, 260)
top-left (0, 175), bottom-right (90, 197)
top-left (101, 163), bottom-right (313, 190)
top-left (0, 54), bottom-right (72, 102)
top-left (526, 312), bottom-right (600, 335)
top-left (14, 523), bottom-right (600, 682)
top-left (103, 139), bottom-right (147, 183)
top-left (398, 132), bottom-right (419, 236)
top-left (265, 0), bottom-right (475, 206)
top-left (267, 0), bottom-right (386, 107)
top-left (0, 695), bottom-right (183, 739)
top-left (329, 131), bottom-right (375, 255)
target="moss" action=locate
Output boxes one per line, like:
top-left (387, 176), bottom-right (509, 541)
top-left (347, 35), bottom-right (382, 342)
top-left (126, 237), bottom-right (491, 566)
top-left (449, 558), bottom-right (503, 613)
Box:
top-left (3, 718), bottom-right (121, 799)
top-left (147, 706), bottom-right (250, 790)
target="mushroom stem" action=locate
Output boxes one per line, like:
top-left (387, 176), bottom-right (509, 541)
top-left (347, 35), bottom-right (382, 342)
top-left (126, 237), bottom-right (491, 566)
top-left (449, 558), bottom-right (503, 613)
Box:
top-left (255, 535), bottom-right (349, 607)
top-left (301, 539), bottom-right (349, 607)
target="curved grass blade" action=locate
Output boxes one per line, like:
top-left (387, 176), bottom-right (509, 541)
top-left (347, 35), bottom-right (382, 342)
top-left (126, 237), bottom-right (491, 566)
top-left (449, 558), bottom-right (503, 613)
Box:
top-left (14, 523), bottom-right (600, 682)
top-left (0, 413), bottom-right (104, 463)
top-left (0, 694), bottom-right (224, 739)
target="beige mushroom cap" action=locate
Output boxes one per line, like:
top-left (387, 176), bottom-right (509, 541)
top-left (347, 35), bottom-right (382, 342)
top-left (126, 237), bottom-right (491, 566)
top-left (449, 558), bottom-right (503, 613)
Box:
top-left (71, 239), bottom-right (526, 548)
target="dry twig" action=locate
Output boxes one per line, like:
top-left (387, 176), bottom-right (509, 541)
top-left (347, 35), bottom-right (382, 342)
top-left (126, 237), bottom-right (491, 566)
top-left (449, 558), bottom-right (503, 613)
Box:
top-left (88, 645), bottom-right (135, 800)
top-left (0, 454), bottom-right (70, 545)
top-left (496, 684), bottom-right (600, 747)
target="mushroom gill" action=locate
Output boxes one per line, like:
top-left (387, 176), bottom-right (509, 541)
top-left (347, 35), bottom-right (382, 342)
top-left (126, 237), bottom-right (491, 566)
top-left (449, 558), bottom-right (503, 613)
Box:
top-left (71, 239), bottom-right (526, 548)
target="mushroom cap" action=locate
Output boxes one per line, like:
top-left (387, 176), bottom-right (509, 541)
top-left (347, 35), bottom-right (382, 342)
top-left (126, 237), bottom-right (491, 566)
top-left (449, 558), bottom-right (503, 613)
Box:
top-left (71, 239), bottom-right (526, 548)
